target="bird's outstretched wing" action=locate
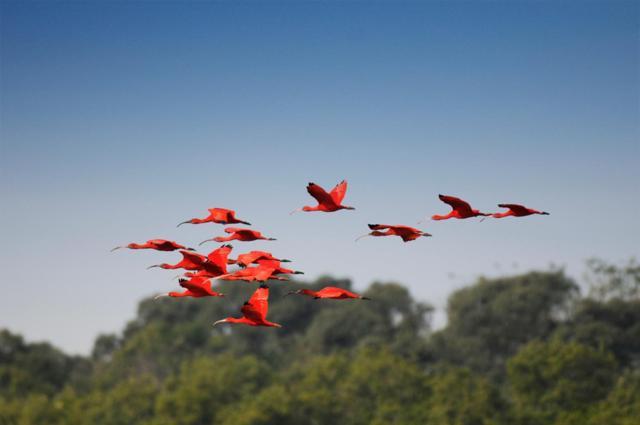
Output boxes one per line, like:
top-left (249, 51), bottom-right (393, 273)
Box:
top-left (224, 227), bottom-right (246, 234)
top-left (179, 250), bottom-right (206, 264)
top-left (209, 207), bottom-right (232, 215)
top-left (207, 245), bottom-right (232, 270)
top-left (179, 277), bottom-right (211, 292)
top-left (330, 180), bottom-right (348, 205)
top-left (368, 224), bottom-right (392, 230)
top-left (307, 183), bottom-right (337, 207)
top-left (439, 194), bottom-right (473, 215)
top-left (498, 204), bottom-right (529, 215)
top-left (242, 284), bottom-right (270, 321)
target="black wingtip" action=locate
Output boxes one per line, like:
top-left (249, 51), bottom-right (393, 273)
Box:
top-left (259, 284), bottom-right (269, 289)
top-left (368, 224), bottom-right (378, 229)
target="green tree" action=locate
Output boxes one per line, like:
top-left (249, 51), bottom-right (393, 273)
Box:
top-left (507, 339), bottom-right (617, 425)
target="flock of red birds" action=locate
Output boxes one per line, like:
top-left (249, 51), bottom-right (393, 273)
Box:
top-left (112, 180), bottom-right (549, 328)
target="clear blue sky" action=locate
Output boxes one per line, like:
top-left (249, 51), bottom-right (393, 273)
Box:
top-left (1, 0), bottom-right (638, 354)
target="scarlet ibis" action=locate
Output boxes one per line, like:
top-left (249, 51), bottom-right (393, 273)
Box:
top-left (147, 249), bottom-right (207, 271)
top-left (431, 194), bottom-right (491, 220)
top-left (291, 180), bottom-right (355, 213)
top-left (177, 208), bottom-right (251, 227)
top-left (213, 284), bottom-right (282, 327)
top-left (235, 251), bottom-right (291, 268)
top-left (492, 204), bottom-right (550, 218)
top-left (155, 276), bottom-right (224, 299)
top-left (214, 266), bottom-right (289, 282)
top-left (199, 227), bottom-right (276, 245)
top-left (111, 239), bottom-right (192, 252)
top-left (356, 224), bottom-right (432, 242)
top-left (286, 286), bottom-right (370, 300)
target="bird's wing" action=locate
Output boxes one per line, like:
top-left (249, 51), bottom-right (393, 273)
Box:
top-left (207, 245), bottom-right (232, 267)
top-left (148, 239), bottom-right (169, 245)
top-left (498, 204), bottom-right (529, 214)
top-left (242, 285), bottom-right (269, 320)
top-left (368, 224), bottom-right (392, 230)
top-left (329, 180), bottom-right (348, 204)
top-left (179, 277), bottom-right (209, 293)
top-left (180, 250), bottom-right (206, 264)
top-left (307, 183), bottom-right (337, 207)
top-left (224, 227), bottom-right (245, 234)
top-left (439, 195), bottom-right (473, 215)
top-left (208, 207), bottom-right (231, 215)
top-left (256, 259), bottom-right (280, 268)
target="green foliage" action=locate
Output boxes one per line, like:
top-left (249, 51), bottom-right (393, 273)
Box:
top-left (428, 271), bottom-right (578, 377)
top-left (1, 263), bottom-right (639, 425)
top-left (508, 339), bottom-right (617, 425)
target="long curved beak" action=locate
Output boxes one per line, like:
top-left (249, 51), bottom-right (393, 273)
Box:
top-left (239, 221), bottom-right (251, 225)
top-left (289, 208), bottom-right (302, 215)
top-left (147, 265), bottom-right (161, 270)
top-left (185, 247), bottom-right (196, 251)
top-left (199, 238), bottom-right (214, 246)
top-left (212, 319), bottom-right (226, 327)
top-left (541, 212), bottom-right (550, 215)
top-left (177, 220), bottom-right (191, 227)
top-left (280, 258), bottom-right (292, 263)
top-left (361, 296), bottom-right (372, 301)
top-left (154, 293), bottom-right (169, 300)
top-left (422, 233), bottom-right (432, 237)
top-left (110, 246), bottom-right (123, 252)
top-left (283, 291), bottom-right (297, 298)
top-left (355, 233), bottom-right (371, 242)
top-left (267, 238), bottom-right (277, 241)
top-left (294, 271), bottom-right (304, 275)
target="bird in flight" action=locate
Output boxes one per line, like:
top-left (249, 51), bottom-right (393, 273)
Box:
top-left (356, 224), bottom-right (432, 242)
top-left (430, 194), bottom-right (492, 220)
top-left (234, 250), bottom-right (291, 268)
top-left (199, 227), bottom-right (276, 245)
top-left (291, 180), bottom-right (355, 213)
top-left (111, 239), bottom-right (192, 252)
top-left (254, 258), bottom-right (304, 276)
top-left (177, 208), bottom-right (251, 227)
top-left (213, 284), bottom-right (282, 328)
top-left (491, 204), bottom-right (550, 218)
top-left (214, 266), bottom-right (290, 282)
top-left (286, 286), bottom-right (370, 300)
top-left (155, 276), bottom-right (224, 299)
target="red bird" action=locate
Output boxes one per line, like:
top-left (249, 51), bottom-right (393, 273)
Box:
top-left (491, 204), bottom-right (550, 218)
top-left (286, 286), bottom-right (370, 300)
top-left (213, 284), bottom-right (282, 328)
top-left (155, 276), bottom-right (224, 299)
top-left (147, 249), bottom-right (207, 271)
top-left (356, 224), bottom-right (432, 242)
top-left (178, 208), bottom-right (251, 227)
top-left (291, 180), bottom-right (355, 213)
top-left (431, 194), bottom-right (491, 220)
top-left (199, 227), bottom-right (276, 245)
top-left (235, 251), bottom-right (291, 268)
top-left (111, 239), bottom-right (192, 252)
top-left (214, 266), bottom-right (289, 282)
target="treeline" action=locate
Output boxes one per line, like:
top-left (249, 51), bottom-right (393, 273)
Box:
top-left (1, 259), bottom-right (639, 425)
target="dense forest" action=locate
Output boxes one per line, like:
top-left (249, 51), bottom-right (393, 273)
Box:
top-left (1, 259), bottom-right (638, 425)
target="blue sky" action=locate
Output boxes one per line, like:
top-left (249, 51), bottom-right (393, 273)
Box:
top-left (1, 0), bottom-right (638, 354)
